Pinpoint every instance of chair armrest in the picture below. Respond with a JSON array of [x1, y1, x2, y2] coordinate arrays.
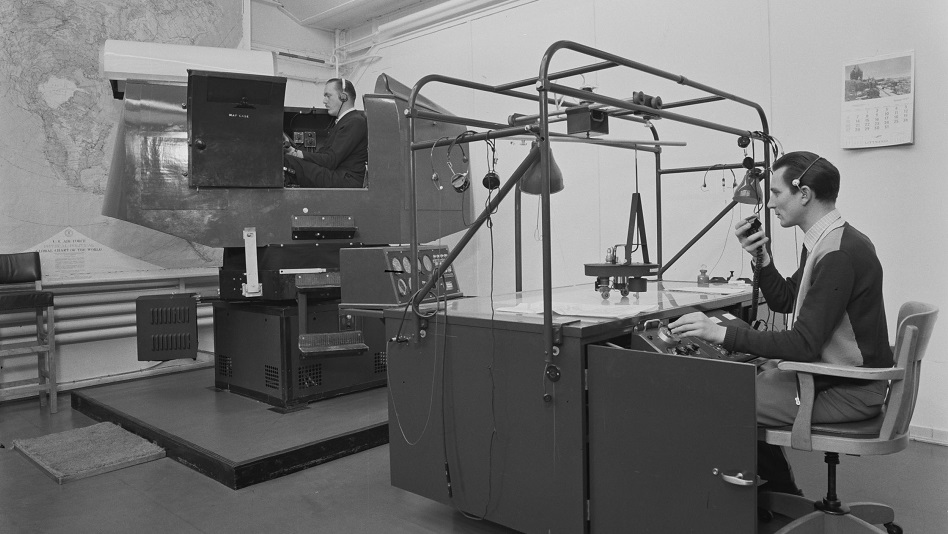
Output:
[[777, 361, 903, 452], [777, 361, 904, 381]]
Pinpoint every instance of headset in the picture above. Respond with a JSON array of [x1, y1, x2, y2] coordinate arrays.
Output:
[[791, 155, 823, 190], [482, 137, 500, 190], [338, 76, 350, 102], [428, 136, 449, 191], [446, 132, 471, 193]]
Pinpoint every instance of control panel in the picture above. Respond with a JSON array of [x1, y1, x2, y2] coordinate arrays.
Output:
[[340, 245, 463, 308], [628, 310, 760, 364]]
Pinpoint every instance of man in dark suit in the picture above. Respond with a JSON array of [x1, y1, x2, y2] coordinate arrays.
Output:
[[284, 78, 368, 188]]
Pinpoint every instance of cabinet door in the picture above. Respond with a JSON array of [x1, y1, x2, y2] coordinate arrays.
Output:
[[587, 346, 757, 534]]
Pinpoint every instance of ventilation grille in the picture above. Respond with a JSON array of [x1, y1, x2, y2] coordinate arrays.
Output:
[[264, 365, 280, 389], [374, 352, 387, 374], [217, 355, 233, 378], [150, 333, 191, 352], [150, 305, 191, 325], [298, 363, 323, 390]]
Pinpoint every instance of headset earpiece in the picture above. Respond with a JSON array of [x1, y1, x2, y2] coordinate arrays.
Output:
[[339, 76, 349, 102], [451, 171, 470, 193], [446, 133, 471, 193], [482, 171, 500, 190]]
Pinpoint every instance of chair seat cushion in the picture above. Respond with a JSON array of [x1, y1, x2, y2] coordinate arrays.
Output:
[[0, 291, 54, 311], [767, 414, 883, 439], [810, 414, 882, 438]]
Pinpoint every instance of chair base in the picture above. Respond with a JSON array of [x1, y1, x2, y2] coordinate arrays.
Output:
[[760, 492, 899, 534]]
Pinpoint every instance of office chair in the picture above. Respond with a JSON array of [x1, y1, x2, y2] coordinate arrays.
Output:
[[758, 301, 938, 534], [0, 252, 58, 413]]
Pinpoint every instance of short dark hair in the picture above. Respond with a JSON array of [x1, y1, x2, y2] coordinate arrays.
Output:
[[329, 78, 356, 102], [772, 151, 840, 202]]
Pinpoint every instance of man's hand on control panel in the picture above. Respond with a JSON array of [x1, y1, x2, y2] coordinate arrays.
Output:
[[669, 312, 727, 345]]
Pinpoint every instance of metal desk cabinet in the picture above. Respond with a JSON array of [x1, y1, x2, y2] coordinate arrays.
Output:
[[385, 281, 758, 533]]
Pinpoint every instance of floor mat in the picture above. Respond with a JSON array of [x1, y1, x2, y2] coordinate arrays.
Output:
[[12, 422, 165, 484]]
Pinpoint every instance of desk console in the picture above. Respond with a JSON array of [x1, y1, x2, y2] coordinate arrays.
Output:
[[628, 309, 759, 363]]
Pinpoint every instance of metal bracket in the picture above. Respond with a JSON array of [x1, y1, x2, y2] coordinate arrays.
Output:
[[552, 319, 580, 345], [241, 227, 262, 297]]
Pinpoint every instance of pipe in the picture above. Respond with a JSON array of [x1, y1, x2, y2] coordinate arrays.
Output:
[[549, 83, 758, 139], [659, 200, 742, 275], [56, 316, 213, 345], [411, 146, 540, 312], [0, 306, 213, 341], [660, 161, 766, 175], [377, 0, 506, 40]]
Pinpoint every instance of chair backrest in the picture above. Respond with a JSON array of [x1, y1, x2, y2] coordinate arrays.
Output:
[[880, 301, 939, 440], [0, 252, 43, 285]]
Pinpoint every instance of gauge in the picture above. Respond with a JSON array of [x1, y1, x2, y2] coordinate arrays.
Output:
[[397, 279, 408, 296], [422, 255, 433, 273], [391, 257, 402, 272], [401, 257, 412, 274]]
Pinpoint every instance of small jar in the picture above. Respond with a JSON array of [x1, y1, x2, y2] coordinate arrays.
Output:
[[697, 268, 710, 287]]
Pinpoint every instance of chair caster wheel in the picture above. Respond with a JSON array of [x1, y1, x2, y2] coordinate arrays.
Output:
[[884, 522, 902, 534]]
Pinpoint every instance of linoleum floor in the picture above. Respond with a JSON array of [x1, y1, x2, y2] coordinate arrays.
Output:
[[1, 389, 946, 534]]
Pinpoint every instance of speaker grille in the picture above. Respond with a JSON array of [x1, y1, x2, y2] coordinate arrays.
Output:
[[150, 333, 192, 352], [298, 363, 323, 390], [264, 365, 280, 389], [217, 355, 233, 378], [374, 352, 387, 374]]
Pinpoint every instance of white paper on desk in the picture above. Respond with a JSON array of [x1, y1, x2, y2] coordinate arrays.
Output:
[[665, 285, 748, 295], [495, 302, 657, 319]]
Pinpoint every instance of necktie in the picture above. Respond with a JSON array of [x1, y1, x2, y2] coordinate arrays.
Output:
[[800, 246, 808, 267]]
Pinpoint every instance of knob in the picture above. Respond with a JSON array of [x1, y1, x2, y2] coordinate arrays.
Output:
[[193, 139, 206, 150]]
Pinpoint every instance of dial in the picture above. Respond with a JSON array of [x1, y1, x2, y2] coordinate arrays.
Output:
[[401, 257, 412, 274], [391, 257, 402, 272], [422, 255, 433, 273], [658, 325, 680, 345], [397, 279, 408, 296]]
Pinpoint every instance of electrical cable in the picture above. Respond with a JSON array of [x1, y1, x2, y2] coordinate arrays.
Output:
[[385, 300, 439, 447]]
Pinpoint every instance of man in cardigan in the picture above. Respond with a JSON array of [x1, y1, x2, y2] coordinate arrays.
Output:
[[669, 151, 892, 496], [284, 78, 368, 188]]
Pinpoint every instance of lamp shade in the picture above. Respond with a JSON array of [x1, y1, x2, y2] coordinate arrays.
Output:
[[732, 168, 762, 205], [521, 145, 565, 195]]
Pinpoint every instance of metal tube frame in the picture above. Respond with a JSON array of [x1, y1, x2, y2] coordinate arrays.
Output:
[[406, 41, 772, 375]]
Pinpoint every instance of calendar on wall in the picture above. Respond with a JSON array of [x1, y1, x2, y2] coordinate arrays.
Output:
[[841, 51, 915, 149]]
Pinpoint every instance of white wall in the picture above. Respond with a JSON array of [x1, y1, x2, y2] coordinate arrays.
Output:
[[768, 0, 948, 442], [249, 1, 337, 106]]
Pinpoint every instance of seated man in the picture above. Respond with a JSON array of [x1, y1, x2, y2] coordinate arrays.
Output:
[[669, 151, 892, 495], [284, 78, 368, 188]]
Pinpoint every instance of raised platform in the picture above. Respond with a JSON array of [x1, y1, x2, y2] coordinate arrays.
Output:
[[71, 368, 388, 489]]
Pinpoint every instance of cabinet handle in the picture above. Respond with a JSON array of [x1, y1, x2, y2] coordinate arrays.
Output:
[[712, 468, 754, 486]]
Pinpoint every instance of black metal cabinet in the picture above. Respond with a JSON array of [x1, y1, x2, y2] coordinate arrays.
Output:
[[587, 346, 757, 533]]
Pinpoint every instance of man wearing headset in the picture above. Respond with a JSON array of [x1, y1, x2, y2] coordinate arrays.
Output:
[[669, 151, 892, 497], [284, 78, 368, 188]]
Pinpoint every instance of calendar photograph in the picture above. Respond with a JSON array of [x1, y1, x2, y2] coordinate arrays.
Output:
[[841, 51, 915, 149]]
